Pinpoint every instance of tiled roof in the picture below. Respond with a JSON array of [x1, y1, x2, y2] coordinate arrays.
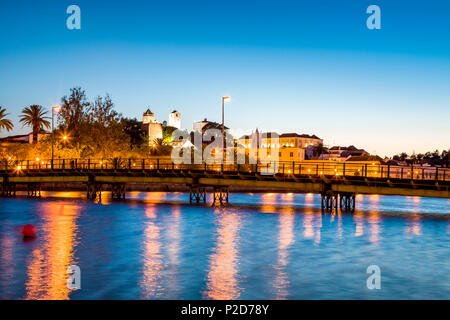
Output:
[[280, 133, 321, 139]]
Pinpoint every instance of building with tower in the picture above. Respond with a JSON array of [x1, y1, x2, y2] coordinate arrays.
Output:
[[141, 108, 163, 145], [168, 110, 181, 129]]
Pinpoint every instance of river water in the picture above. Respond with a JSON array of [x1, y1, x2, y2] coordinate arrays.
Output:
[[0, 192, 449, 299]]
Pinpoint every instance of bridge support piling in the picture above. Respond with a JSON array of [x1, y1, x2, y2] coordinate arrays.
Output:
[[189, 185, 206, 204], [321, 190, 338, 211], [1, 183, 16, 198], [27, 183, 41, 198], [87, 183, 102, 200], [339, 192, 356, 212], [212, 186, 229, 206], [111, 183, 126, 200]]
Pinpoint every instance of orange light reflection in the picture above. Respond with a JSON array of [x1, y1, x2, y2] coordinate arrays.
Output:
[[25, 202, 80, 300], [204, 210, 242, 300], [273, 209, 295, 299], [140, 205, 164, 298]]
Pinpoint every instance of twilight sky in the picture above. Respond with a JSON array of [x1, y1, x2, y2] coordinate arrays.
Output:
[[0, 0, 449, 156]]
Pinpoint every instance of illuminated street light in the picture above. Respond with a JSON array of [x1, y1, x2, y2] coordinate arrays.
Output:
[[221, 96, 230, 162], [51, 105, 62, 169]]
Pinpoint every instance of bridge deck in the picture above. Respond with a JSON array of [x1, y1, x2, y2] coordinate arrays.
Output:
[[1, 160, 449, 199]]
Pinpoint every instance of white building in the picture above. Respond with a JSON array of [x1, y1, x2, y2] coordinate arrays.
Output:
[[168, 110, 181, 129], [141, 108, 162, 145], [193, 118, 210, 133]]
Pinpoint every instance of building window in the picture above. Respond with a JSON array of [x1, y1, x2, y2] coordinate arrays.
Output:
[[290, 152, 293, 157], [279, 152, 281, 157]]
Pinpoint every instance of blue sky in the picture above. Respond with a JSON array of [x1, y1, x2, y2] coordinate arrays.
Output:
[[0, 0, 449, 156]]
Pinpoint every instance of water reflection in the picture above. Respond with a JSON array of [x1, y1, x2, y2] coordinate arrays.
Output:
[[25, 202, 80, 300], [204, 209, 242, 300], [303, 193, 320, 241], [314, 210, 322, 245], [1, 192, 449, 300], [140, 195, 166, 298], [405, 214, 422, 237], [0, 230, 15, 299], [260, 193, 277, 213], [353, 211, 364, 237], [273, 203, 295, 299], [97, 192, 112, 205], [337, 211, 343, 242], [367, 212, 381, 245], [405, 197, 423, 237], [166, 206, 181, 298], [368, 196, 381, 245]]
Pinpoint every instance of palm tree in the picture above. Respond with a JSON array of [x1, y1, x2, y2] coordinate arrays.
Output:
[[19, 105, 50, 144], [150, 138, 172, 156], [0, 107, 14, 132]]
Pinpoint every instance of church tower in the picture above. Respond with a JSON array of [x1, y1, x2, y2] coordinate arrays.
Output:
[[143, 109, 156, 124], [168, 110, 181, 129], [142, 108, 162, 145]]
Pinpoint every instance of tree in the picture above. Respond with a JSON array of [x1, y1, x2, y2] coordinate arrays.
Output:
[[121, 117, 146, 147], [81, 94, 129, 158], [88, 94, 119, 126], [162, 125, 178, 144], [150, 138, 172, 156], [442, 150, 449, 168], [399, 152, 408, 161], [0, 107, 13, 132], [59, 87, 90, 142], [312, 142, 326, 157], [19, 105, 50, 144]]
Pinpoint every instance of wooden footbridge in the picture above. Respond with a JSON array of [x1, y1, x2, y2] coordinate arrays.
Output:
[[1, 158, 449, 210]]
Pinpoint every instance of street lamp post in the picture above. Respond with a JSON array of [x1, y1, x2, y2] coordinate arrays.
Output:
[[51, 105, 60, 169], [221, 96, 230, 163]]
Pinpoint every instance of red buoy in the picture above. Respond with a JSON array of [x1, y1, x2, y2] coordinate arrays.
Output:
[[22, 224, 38, 238]]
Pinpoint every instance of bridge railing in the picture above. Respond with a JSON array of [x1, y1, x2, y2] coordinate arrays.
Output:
[[1, 158, 449, 182]]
